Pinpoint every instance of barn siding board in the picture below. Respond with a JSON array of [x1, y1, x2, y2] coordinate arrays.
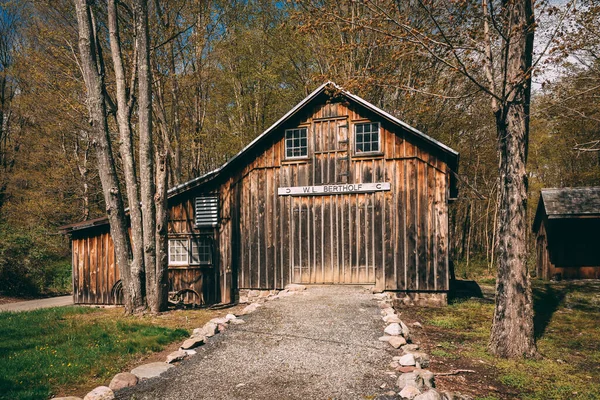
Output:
[[65, 85, 457, 306]]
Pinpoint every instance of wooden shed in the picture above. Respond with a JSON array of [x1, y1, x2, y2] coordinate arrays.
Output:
[[60, 82, 459, 306], [533, 187, 600, 280]]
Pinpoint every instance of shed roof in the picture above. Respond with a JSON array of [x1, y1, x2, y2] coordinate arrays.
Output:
[[61, 82, 459, 233], [533, 187, 600, 232]]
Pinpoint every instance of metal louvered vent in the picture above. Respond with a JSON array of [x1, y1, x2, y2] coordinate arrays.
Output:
[[195, 196, 219, 227]]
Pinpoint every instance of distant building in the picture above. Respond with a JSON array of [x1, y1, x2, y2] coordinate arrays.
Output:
[[533, 187, 600, 280]]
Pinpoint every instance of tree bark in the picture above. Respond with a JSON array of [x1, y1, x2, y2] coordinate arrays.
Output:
[[107, 0, 146, 310], [73, 0, 143, 313], [134, 0, 159, 312], [488, 0, 537, 358]]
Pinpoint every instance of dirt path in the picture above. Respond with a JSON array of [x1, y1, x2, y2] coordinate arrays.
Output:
[[116, 286, 397, 400], [0, 295, 73, 312]]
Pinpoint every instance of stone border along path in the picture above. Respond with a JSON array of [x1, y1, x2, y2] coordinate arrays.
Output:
[[54, 285, 471, 400], [374, 293, 471, 400]]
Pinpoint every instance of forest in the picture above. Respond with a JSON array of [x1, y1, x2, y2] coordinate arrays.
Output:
[[0, 0, 598, 299]]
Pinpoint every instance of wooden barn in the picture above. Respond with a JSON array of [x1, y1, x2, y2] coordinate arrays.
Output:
[[60, 82, 459, 306], [533, 187, 600, 280]]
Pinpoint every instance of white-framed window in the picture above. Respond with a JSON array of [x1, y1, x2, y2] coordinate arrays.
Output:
[[355, 122, 380, 154], [285, 127, 308, 159], [168, 238, 189, 266], [190, 236, 212, 265]]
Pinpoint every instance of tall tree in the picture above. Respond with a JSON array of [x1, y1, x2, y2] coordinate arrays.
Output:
[[73, 0, 144, 313]]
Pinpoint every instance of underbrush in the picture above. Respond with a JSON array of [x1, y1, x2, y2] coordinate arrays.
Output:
[[0, 306, 192, 400]]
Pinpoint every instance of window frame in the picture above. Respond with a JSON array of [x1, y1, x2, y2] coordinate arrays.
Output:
[[168, 238, 189, 266], [284, 127, 309, 160], [189, 236, 213, 266], [354, 121, 381, 156]]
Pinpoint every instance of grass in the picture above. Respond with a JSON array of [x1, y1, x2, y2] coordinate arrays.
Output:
[[0, 306, 218, 400], [413, 280, 600, 400]]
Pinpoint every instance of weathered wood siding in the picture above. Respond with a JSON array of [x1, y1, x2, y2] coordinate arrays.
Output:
[[233, 100, 450, 292], [536, 218, 600, 280]]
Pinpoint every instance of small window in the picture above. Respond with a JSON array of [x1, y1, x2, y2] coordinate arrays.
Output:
[[355, 122, 380, 154], [168, 239, 189, 266], [190, 236, 212, 265], [285, 128, 308, 159]]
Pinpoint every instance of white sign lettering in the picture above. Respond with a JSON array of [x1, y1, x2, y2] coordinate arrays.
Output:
[[277, 182, 390, 196]]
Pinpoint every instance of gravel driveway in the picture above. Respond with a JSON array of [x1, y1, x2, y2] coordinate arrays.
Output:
[[116, 285, 396, 399]]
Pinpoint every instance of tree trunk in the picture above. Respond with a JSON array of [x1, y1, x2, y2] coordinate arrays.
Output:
[[155, 148, 169, 311], [134, 0, 158, 312], [488, 0, 537, 358], [73, 0, 143, 313], [107, 0, 146, 309]]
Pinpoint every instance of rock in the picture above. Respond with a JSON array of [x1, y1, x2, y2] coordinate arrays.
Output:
[[402, 344, 420, 352], [398, 353, 416, 366], [285, 283, 306, 291], [180, 336, 204, 350], [400, 385, 422, 399], [389, 336, 408, 349], [379, 335, 392, 342], [410, 352, 430, 368], [441, 392, 472, 400], [400, 320, 411, 340], [183, 349, 197, 356], [397, 372, 423, 390], [414, 389, 442, 400], [225, 313, 237, 321], [217, 323, 227, 332], [203, 322, 219, 337], [384, 314, 402, 324], [247, 290, 260, 298], [412, 322, 423, 329], [52, 397, 83, 400], [384, 323, 403, 336], [83, 386, 114, 400], [396, 366, 418, 373], [238, 296, 249, 304], [390, 361, 400, 369], [108, 372, 138, 391], [378, 301, 392, 309], [230, 318, 246, 324], [131, 362, 173, 380], [381, 307, 396, 316], [210, 317, 229, 325], [373, 293, 388, 300], [239, 303, 261, 315], [166, 350, 188, 363], [420, 370, 435, 389], [192, 327, 206, 337]]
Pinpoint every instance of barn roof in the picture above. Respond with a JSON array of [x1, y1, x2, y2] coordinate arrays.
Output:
[[61, 82, 459, 233], [533, 187, 600, 232]]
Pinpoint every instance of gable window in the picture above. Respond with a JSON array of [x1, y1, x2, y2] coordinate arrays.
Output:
[[168, 239, 189, 266], [355, 122, 380, 154], [285, 128, 308, 159], [190, 236, 212, 265]]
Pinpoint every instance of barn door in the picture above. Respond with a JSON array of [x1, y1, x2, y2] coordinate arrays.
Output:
[[290, 194, 377, 285]]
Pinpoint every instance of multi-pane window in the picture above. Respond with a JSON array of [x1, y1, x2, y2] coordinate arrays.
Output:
[[285, 128, 308, 158], [168, 239, 189, 266], [355, 122, 380, 154], [190, 237, 212, 265], [169, 237, 213, 266]]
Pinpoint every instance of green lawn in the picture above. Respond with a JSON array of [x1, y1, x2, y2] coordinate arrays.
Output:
[[0, 306, 189, 400], [416, 280, 600, 400]]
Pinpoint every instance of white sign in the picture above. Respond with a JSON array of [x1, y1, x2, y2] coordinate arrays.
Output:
[[277, 182, 390, 196]]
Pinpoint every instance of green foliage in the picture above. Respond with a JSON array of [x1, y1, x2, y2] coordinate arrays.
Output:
[[415, 281, 600, 400], [0, 307, 188, 400], [0, 224, 71, 297]]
